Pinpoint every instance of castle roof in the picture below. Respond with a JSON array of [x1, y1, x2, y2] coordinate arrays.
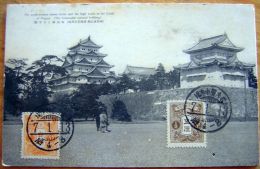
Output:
[[95, 59, 113, 68], [69, 36, 102, 50], [76, 58, 92, 65], [50, 66, 113, 81], [183, 34, 244, 54], [87, 67, 107, 77], [124, 65, 156, 76], [175, 59, 254, 70], [69, 50, 107, 57], [62, 57, 72, 67]]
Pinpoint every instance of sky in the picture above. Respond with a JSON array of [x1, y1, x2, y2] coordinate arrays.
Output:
[[5, 3, 257, 74]]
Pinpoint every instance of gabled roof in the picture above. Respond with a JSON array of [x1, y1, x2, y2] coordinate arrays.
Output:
[[97, 59, 109, 65], [85, 51, 107, 57], [69, 36, 102, 50], [174, 62, 198, 69], [80, 36, 102, 48], [224, 57, 255, 68], [175, 59, 254, 70], [95, 59, 113, 68], [183, 34, 244, 54], [87, 67, 106, 77], [124, 65, 156, 75], [76, 58, 92, 65], [62, 58, 72, 67], [199, 58, 228, 65], [68, 51, 107, 59], [70, 72, 88, 77]]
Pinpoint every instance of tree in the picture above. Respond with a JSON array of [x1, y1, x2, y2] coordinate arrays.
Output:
[[138, 77, 157, 91], [111, 100, 131, 122], [51, 94, 75, 121], [27, 55, 66, 83], [6, 58, 28, 77], [248, 68, 257, 88], [166, 69, 180, 89], [97, 81, 113, 95], [4, 59, 28, 117], [72, 84, 104, 120], [24, 55, 67, 110], [4, 66, 22, 117], [153, 63, 167, 90], [116, 74, 136, 93]]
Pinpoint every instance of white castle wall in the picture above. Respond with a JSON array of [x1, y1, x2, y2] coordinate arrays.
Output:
[[180, 65, 248, 88]]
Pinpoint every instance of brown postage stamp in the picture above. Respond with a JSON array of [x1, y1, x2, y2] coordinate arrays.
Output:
[[21, 112, 61, 159], [167, 100, 206, 148]]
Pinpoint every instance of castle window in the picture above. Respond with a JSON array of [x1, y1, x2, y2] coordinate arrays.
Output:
[[223, 74, 245, 81], [186, 75, 206, 82]]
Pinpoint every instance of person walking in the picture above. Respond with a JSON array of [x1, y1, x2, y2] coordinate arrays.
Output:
[[99, 111, 111, 133], [95, 112, 100, 131]]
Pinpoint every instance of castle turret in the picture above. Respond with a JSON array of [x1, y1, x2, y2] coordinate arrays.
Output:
[[175, 34, 254, 88]]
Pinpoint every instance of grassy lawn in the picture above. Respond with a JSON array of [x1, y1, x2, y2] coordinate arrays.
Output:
[[3, 121, 258, 167]]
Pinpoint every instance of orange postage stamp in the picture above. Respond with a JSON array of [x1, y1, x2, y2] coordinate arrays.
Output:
[[167, 100, 206, 148], [21, 112, 61, 159]]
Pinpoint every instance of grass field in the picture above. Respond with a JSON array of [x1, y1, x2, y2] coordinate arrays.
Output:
[[3, 121, 259, 167]]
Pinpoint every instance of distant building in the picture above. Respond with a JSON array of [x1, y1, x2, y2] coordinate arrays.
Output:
[[122, 65, 156, 81], [175, 34, 254, 88], [49, 36, 116, 93]]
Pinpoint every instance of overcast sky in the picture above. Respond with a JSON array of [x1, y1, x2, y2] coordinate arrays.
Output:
[[5, 3, 257, 74]]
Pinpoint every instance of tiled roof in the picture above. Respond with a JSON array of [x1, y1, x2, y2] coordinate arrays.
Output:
[[85, 51, 107, 57], [95, 59, 113, 68], [69, 36, 102, 50], [175, 59, 254, 70], [97, 59, 109, 66], [199, 58, 228, 65], [80, 36, 102, 48], [87, 68, 106, 77], [62, 58, 72, 67], [225, 57, 255, 68], [184, 34, 243, 54], [76, 58, 92, 65], [124, 65, 156, 75], [67, 51, 107, 61], [69, 72, 86, 77]]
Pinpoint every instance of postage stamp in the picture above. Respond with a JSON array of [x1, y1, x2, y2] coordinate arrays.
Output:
[[167, 100, 207, 148], [21, 112, 61, 159], [184, 85, 232, 133]]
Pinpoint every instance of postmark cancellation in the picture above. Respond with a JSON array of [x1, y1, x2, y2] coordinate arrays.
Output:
[[167, 100, 207, 148]]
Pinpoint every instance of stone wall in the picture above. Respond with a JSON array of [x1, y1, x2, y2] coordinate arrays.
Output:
[[99, 87, 258, 121]]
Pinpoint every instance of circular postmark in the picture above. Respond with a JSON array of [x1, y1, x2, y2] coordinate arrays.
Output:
[[184, 85, 231, 133], [26, 111, 74, 151]]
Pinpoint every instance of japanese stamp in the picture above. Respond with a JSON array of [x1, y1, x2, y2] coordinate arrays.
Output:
[[184, 85, 232, 133], [21, 112, 74, 159], [167, 100, 206, 148]]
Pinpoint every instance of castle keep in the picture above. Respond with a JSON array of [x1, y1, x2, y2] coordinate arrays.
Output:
[[49, 36, 116, 92]]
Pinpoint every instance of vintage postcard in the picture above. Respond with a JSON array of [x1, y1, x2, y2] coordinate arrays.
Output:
[[3, 3, 258, 167]]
